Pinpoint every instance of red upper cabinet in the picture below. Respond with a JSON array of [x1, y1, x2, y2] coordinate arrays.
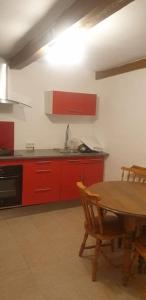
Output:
[[45, 91, 96, 116]]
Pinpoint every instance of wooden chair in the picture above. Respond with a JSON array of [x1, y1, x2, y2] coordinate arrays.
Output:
[[121, 165, 146, 182], [77, 181, 125, 281], [121, 165, 146, 245], [121, 165, 146, 225], [130, 234, 146, 274], [121, 167, 146, 278], [132, 168, 146, 183], [121, 166, 133, 181]]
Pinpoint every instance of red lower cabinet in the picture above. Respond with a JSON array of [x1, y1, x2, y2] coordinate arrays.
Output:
[[60, 157, 104, 201], [60, 159, 82, 201], [0, 156, 104, 206], [82, 158, 104, 187], [22, 159, 60, 205]]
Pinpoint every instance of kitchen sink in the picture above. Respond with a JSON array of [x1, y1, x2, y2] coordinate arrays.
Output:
[[59, 149, 78, 154], [52, 148, 79, 154]]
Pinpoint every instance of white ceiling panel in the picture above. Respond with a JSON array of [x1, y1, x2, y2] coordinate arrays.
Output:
[[0, 0, 146, 71], [0, 0, 58, 57], [84, 0, 146, 70]]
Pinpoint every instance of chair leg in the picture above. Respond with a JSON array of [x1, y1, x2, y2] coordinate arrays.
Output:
[[118, 237, 123, 248], [92, 239, 101, 281], [111, 240, 115, 252], [138, 255, 145, 273], [79, 231, 88, 257], [129, 249, 138, 276]]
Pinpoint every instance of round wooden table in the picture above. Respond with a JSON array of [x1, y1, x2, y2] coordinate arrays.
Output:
[[88, 181, 146, 284]]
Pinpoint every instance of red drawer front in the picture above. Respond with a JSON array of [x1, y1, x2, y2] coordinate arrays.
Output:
[[53, 91, 96, 115], [32, 168, 60, 203], [22, 160, 60, 205], [32, 187, 59, 204]]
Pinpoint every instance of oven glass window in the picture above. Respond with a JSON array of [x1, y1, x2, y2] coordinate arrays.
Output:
[[0, 179, 16, 198], [0, 165, 22, 207]]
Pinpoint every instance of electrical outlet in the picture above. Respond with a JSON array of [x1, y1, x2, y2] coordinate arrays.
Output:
[[25, 142, 35, 150]]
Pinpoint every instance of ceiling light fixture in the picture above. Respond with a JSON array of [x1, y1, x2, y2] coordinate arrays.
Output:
[[45, 25, 88, 66]]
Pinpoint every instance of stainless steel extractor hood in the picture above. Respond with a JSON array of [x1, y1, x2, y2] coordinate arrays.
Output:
[[0, 58, 31, 107]]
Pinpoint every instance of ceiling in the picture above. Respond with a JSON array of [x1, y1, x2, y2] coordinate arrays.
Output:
[[0, 0, 56, 57], [0, 0, 145, 73], [0, 0, 75, 58], [85, 0, 146, 71]]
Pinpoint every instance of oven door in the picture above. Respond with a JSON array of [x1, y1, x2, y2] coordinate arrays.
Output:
[[0, 165, 22, 208]]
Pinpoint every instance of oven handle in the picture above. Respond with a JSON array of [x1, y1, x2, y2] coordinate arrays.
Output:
[[0, 175, 19, 179]]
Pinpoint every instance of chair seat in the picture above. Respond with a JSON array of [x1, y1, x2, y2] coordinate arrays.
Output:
[[85, 214, 124, 240]]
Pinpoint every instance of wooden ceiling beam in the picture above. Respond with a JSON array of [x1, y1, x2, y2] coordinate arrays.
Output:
[[81, 0, 134, 28], [9, 0, 134, 69], [95, 59, 146, 80]]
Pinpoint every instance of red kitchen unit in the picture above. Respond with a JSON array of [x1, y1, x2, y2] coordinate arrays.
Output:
[[60, 157, 104, 201], [0, 156, 104, 207], [45, 90, 97, 115], [23, 156, 104, 204], [0, 121, 14, 150]]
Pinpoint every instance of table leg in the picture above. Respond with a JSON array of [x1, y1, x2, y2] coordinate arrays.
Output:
[[122, 216, 137, 285], [122, 232, 133, 285]]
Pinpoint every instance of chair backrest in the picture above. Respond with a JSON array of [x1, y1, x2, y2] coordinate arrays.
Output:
[[121, 165, 146, 183], [121, 166, 133, 181], [135, 235, 146, 260], [132, 168, 146, 183], [76, 181, 104, 234]]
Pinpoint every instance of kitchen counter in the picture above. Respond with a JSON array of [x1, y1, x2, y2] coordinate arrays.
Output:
[[0, 149, 107, 207], [0, 149, 108, 160]]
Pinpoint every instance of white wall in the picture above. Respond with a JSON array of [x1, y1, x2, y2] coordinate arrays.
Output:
[[97, 69, 146, 180], [0, 61, 101, 150], [1, 61, 146, 182]]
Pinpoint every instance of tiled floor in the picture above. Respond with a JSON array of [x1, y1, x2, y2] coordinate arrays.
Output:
[[0, 203, 146, 300]]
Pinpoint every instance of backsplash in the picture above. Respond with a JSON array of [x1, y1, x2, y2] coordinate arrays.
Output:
[[0, 121, 14, 150]]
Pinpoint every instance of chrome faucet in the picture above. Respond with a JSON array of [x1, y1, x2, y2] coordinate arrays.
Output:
[[64, 124, 70, 150]]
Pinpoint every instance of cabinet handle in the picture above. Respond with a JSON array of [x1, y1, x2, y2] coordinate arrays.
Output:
[[0, 175, 19, 179], [36, 169, 52, 173], [36, 161, 52, 165], [35, 188, 52, 192], [90, 159, 102, 161], [68, 160, 81, 163], [83, 159, 102, 163]]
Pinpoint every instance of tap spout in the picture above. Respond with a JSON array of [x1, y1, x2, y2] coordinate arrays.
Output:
[[64, 124, 70, 150]]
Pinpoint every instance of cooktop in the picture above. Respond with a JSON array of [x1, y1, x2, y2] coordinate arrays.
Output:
[[0, 149, 14, 156]]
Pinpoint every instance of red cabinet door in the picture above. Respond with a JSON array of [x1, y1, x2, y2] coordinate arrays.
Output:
[[22, 160, 60, 205], [22, 161, 34, 205], [60, 159, 82, 201], [52, 91, 96, 115], [82, 158, 104, 187]]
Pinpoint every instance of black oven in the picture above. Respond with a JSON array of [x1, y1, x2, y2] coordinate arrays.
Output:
[[0, 165, 22, 208]]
